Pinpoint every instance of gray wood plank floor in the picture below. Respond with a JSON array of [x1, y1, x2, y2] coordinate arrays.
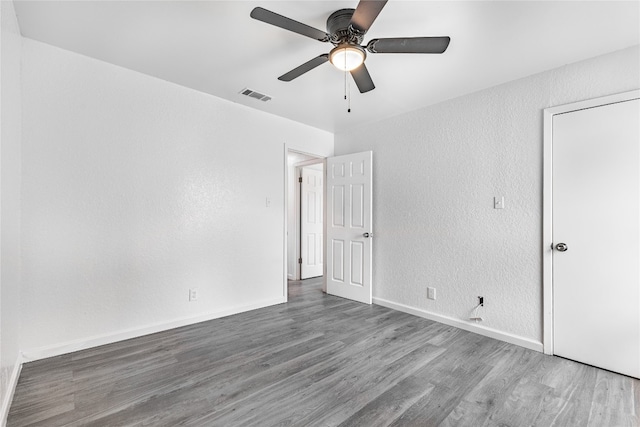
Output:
[[8, 277, 640, 426]]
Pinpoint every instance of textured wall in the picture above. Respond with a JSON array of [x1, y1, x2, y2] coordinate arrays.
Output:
[[20, 39, 332, 354], [1, 0, 23, 415], [334, 46, 640, 344]]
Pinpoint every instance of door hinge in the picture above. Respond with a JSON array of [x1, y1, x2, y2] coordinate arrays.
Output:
[[298, 258, 302, 264], [299, 177, 303, 183]]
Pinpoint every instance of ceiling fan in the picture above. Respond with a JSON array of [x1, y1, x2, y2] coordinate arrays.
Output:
[[250, 0, 451, 93]]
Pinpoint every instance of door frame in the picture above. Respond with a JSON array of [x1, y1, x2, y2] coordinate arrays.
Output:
[[284, 147, 326, 301], [542, 89, 640, 355]]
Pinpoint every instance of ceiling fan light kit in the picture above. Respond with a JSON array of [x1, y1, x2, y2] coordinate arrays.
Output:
[[329, 44, 366, 71], [250, 1, 450, 93]]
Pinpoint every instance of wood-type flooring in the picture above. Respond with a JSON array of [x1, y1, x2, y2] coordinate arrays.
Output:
[[8, 277, 640, 426]]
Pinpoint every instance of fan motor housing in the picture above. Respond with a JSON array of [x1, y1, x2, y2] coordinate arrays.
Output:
[[326, 8, 363, 45]]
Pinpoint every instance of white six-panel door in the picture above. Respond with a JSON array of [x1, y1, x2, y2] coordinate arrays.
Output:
[[552, 96, 640, 379], [301, 166, 324, 279], [326, 151, 373, 304]]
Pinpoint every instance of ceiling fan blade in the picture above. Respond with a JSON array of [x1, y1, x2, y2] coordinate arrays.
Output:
[[250, 7, 330, 42], [350, 63, 375, 93], [350, 0, 388, 33], [278, 54, 329, 82], [366, 37, 451, 54]]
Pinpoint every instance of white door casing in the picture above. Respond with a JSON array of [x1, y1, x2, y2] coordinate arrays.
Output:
[[545, 92, 639, 379], [301, 166, 324, 279], [326, 151, 373, 304]]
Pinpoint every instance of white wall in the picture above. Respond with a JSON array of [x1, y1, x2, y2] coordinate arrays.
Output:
[[334, 45, 640, 348], [1, 0, 23, 419], [20, 38, 333, 357]]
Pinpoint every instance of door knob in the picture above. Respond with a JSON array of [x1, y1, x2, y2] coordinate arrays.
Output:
[[555, 243, 568, 252], [363, 232, 372, 238]]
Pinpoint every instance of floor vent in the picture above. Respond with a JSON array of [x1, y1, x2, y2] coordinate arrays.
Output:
[[240, 88, 272, 102]]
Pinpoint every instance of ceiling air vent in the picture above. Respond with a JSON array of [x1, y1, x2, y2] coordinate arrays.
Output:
[[240, 88, 272, 102]]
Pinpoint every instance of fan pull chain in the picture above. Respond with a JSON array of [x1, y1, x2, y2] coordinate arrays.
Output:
[[344, 68, 347, 101], [342, 50, 351, 113], [347, 76, 351, 113]]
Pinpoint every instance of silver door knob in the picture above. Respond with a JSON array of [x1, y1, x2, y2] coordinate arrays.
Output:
[[363, 232, 372, 238], [555, 243, 568, 252]]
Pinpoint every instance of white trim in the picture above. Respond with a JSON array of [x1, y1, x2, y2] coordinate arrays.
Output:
[[293, 165, 302, 281], [373, 297, 543, 353], [322, 158, 328, 293], [1, 355, 23, 427], [542, 89, 640, 355], [545, 90, 640, 117], [283, 145, 289, 298], [21, 297, 285, 362], [542, 107, 554, 355], [293, 158, 324, 168]]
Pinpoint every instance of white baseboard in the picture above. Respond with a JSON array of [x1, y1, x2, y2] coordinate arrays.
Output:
[[373, 297, 543, 353], [21, 296, 286, 362], [1, 355, 23, 427]]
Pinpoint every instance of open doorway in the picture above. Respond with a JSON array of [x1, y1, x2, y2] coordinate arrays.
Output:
[[286, 150, 325, 282]]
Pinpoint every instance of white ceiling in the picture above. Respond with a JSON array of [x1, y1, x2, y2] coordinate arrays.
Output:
[[13, 1, 640, 133]]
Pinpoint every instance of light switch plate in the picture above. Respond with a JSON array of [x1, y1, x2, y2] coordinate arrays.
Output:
[[494, 196, 505, 209]]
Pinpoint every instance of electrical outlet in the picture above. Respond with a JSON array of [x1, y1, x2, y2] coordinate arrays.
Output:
[[470, 296, 484, 322], [427, 287, 436, 300], [189, 288, 198, 302]]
